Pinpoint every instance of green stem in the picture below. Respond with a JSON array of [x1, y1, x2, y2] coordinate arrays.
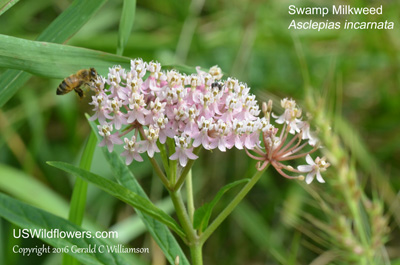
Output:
[[167, 138, 177, 184], [186, 169, 194, 223], [169, 190, 197, 242], [200, 166, 267, 244], [63, 131, 97, 265], [137, 127, 170, 188], [173, 146, 201, 191], [190, 243, 203, 265], [157, 141, 170, 177], [170, 189, 204, 265], [169, 156, 203, 264], [148, 155, 170, 188]]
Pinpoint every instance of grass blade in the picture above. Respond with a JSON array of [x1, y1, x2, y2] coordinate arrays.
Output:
[[0, 0, 107, 107], [0, 34, 130, 78], [63, 131, 97, 265], [0, 164, 69, 218], [117, 0, 137, 56], [0, 192, 133, 265], [0, 0, 19, 16], [68, 131, 97, 225], [233, 201, 287, 264]]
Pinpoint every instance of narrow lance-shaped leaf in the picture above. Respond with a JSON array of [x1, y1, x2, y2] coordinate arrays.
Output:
[[0, 164, 69, 218], [63, 130, 98, 265], [0, 0, 19, 16], [86, 115, 190, 265], [233, 202, 288, 264], [193, 179, 250, 232], [0, 0, 107, 107], [0, 192, 140, 265], [117, 0, 136, 55], [47, 161, 185, 239], [0, 34, 131, 78]]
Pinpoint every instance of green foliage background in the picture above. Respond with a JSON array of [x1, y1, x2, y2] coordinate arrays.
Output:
[[0, 0, 399, 264]]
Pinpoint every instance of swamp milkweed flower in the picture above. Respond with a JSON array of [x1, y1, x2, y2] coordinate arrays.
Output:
[[90, 59, 329, 183], [89, 59, 263, 168]]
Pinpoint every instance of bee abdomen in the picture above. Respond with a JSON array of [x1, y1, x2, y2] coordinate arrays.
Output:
[[56, 80, 69, 95]]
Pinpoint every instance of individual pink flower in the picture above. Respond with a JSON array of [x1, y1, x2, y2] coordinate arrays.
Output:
[[298, 154, 330, 184], [146, 98, 166, 124], [225, 119, 245, 149], [121, 136, 143, 165], [208, 65, 223, 80], [130, 58, 147, 79], [98, 124, 123, 152], [169, 134, 198, 167], [297, 121, 318, 146], [272, 98, 302, 134], [127, 93, 149, 124], [89, 93, 112, 125], [109, 98, 127, 130], [213, 120, 232, 152], [192, 117, 217, 150], [137, 125, 160, 158]]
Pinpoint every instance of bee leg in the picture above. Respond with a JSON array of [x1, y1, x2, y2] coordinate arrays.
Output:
[[74, 87, 84, 99]]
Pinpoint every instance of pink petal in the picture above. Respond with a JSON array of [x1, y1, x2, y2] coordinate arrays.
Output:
[[316, 171, 325, 183], [185, 149, 198, 160], [298, 165, 312, 172], [125, 153, 134, 165], [179, 153, 188, 167], [305, 154, 314, 165], [305, 172, 316, 184], [170, 152, 179, 160], [133, 153, 143, 162]]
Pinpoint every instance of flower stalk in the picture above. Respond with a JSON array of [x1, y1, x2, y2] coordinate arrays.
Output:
[[200, 165, 268, 244]]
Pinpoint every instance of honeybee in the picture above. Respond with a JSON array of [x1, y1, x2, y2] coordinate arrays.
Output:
[[56, 68, 98, 98]]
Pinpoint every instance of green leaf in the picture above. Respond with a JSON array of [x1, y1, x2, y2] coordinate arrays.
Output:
[[47, 161, 185, 239], [193, 179, 249, 232], [0, 192, 134, 265], [86, 115, 190, 265], [0, 34, 130, 79], [233, 201, 287, 264], [68, 131, 97, 226], [0, 0, 19, 16], [110, 197, 174, 244], [64, 131, 97, 265], [0, 0, 107, 107], [117, 0, 136, 55], [0, 164, 69, 218]]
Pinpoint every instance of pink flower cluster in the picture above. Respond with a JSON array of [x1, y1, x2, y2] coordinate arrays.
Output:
[[89, 59, 264, 167]]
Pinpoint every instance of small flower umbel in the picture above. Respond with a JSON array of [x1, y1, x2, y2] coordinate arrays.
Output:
[[245, 99, 329, 184]]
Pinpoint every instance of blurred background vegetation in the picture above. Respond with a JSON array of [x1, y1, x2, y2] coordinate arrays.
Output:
[[0, 0, 399, 264]]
